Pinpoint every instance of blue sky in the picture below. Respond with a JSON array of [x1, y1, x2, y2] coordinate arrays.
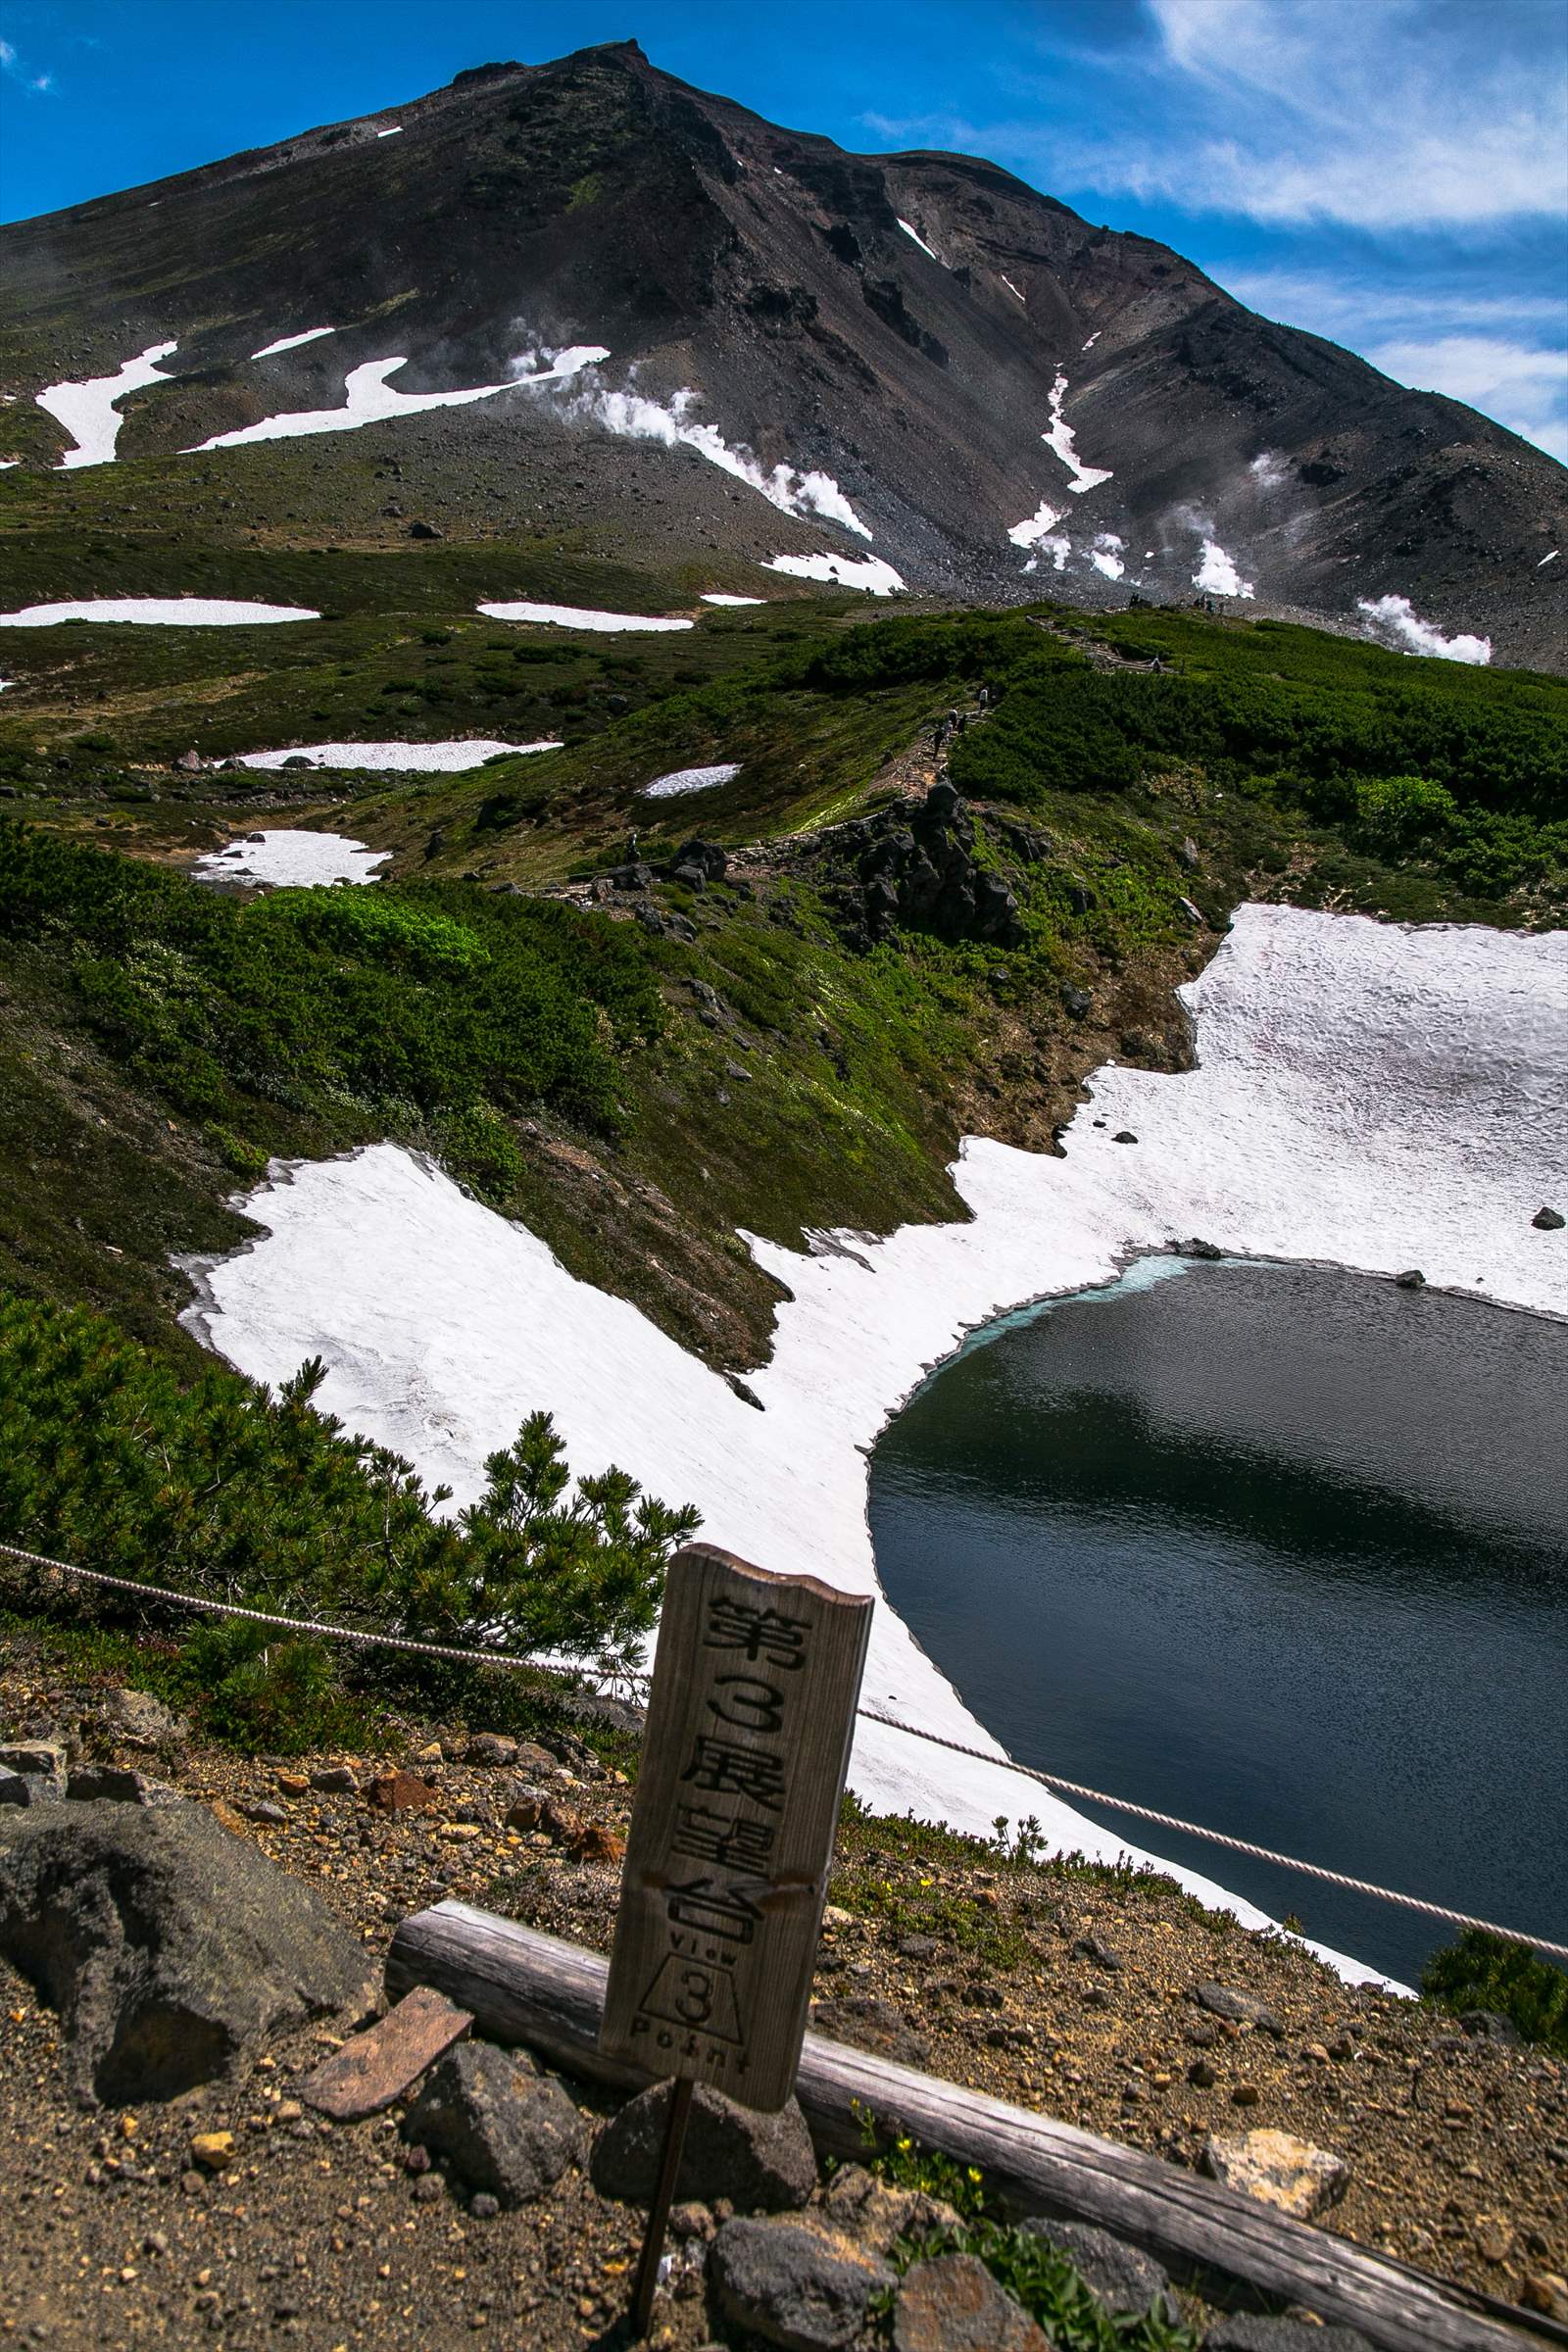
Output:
[[3, 0, 1564, 460]]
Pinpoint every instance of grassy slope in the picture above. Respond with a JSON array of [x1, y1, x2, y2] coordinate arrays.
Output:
[[2, 566, 1564, 1376]]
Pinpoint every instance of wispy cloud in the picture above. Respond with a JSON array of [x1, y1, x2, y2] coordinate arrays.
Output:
[[957, 0, 1568, 235], [0, 32, 54, 92]]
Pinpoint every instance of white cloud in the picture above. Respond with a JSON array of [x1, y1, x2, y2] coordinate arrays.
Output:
[[1029, 0, 1566, 233]]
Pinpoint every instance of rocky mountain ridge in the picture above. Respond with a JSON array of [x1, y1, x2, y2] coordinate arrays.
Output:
[[2, 39, 1563, 665]]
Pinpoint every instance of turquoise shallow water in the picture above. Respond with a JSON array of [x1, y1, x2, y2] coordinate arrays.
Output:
[[868, 1257, 1568, 1984]]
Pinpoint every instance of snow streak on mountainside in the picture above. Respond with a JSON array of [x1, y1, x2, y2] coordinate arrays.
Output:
[[1, 41, 1562, 663]]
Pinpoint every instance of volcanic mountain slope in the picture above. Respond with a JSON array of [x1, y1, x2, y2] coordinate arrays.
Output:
[[2, 38, 1563, 664]]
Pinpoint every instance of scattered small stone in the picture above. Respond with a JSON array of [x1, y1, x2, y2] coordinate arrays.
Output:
[[1195, 1983, 1285, 2036], [1393, 1268, 1425, 1289], [710, 2216, 893, 2352], [66, 1765, 181, 1805], [1231, 2082, 1261, 2107], [308, 1764, 359, 1794], [367, 1770, 435, 1815], [669, 2200, 715, 2242], [1072, 1934, 1124, 1973], [464, 1734, 517, 1768], [1188, 2058, 1217, 2088], [240, 1800, 287, 1827], [810, 1992, 930, 2068], [1473, 2212, 1513, 2263], [592, 2080, 815, 2212], [893, 2252, 1050, 2351], [469, 2191, 499, 2219], [1111, 1130, 1139, 1145], [188, 2131, 234, 2173], [1201, 2128, 1348, 2220]]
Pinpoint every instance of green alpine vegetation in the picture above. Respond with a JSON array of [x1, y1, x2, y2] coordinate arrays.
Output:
[[0, 1291, 699, 1744], [1421, 1928, 1568, 2058]]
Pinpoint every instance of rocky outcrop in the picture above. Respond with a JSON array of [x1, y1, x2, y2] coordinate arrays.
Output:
[[0, 1800, 378, 2104], [815, 782, 1023, 953]]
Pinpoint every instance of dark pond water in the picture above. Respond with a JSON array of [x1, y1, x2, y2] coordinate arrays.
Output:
[[868, 1258, 1568, 1984]]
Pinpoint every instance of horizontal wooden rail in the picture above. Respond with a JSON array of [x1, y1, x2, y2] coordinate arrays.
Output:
[[388, 1902, 1549, 2352]]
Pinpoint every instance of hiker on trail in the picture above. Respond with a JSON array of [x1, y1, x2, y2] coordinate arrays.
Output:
[[625, 829, 639, 862]]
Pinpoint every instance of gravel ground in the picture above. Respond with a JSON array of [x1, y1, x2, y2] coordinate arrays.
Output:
[[2, 1650, 1565, 2348]]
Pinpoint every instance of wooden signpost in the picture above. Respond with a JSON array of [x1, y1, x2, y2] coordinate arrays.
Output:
[[600, 1542, 873, 2334]]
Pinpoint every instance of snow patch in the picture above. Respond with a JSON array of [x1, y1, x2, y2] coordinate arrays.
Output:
[[0, 597, 319, 628], [187, 348, 609, 451], [701, 593, 766, 607], [251, 327, 337, 360], [897, 218, 940, 263], [0, 461, 19, 470], [1007, 498, 1063, 551], [1081, 329, 1101, 350], [1538, 549, 1559, 566], [236, 739, 561, 774], [1000, 274, 1025, 303], [641, 762, 742, 800], [1249, 451, 1291, 490], [1089, 532, 1126, 581], [1357, 595, 1491, 665], [180, 906, 1568, 1986], [376, 125, 403, 138], [762, 553, 906, 594], [477, 601, 693, 634], [1041, 370, 1113, 495], [572, 383, 872, 539], [1194, 539, 1255, 599], [36, 341, 178, 469], [193, 830, 389, 888]]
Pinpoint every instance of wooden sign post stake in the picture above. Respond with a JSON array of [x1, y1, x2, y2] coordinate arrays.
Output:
[[600, 1543, 872, 2342]]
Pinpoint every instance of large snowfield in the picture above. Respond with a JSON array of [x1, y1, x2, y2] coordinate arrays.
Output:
[[182, 906, 1568, 1984]]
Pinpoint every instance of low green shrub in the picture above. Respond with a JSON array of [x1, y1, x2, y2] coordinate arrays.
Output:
[[0, 1291, 698, 1719], [1420, 1929, 1568, 2055]]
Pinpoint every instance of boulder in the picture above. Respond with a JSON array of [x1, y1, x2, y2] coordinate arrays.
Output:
[[0, 1801, 378, 2104], [1201, 2128, 1348, 2221], [1394, 1268, 1425, 1289], [1195, 1982, 1286, 2036], [98, 1688, 186, 1748], [1020, 2215, 1176, 2322], [710, 2217, 893, 2351], [401, 2039, 583, 2206], [892, 2253, 1050, 2352], [1533, 1205, 1565, 1230], [591, 2079, 815, 2212], [0, 1742, 66, 1808]]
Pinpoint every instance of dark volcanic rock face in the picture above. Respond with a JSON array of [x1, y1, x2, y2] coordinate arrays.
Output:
[[2, 37, 1562, 663]]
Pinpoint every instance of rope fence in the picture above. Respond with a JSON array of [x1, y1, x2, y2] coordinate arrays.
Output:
[[4, 1535, 1564, 1963]]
